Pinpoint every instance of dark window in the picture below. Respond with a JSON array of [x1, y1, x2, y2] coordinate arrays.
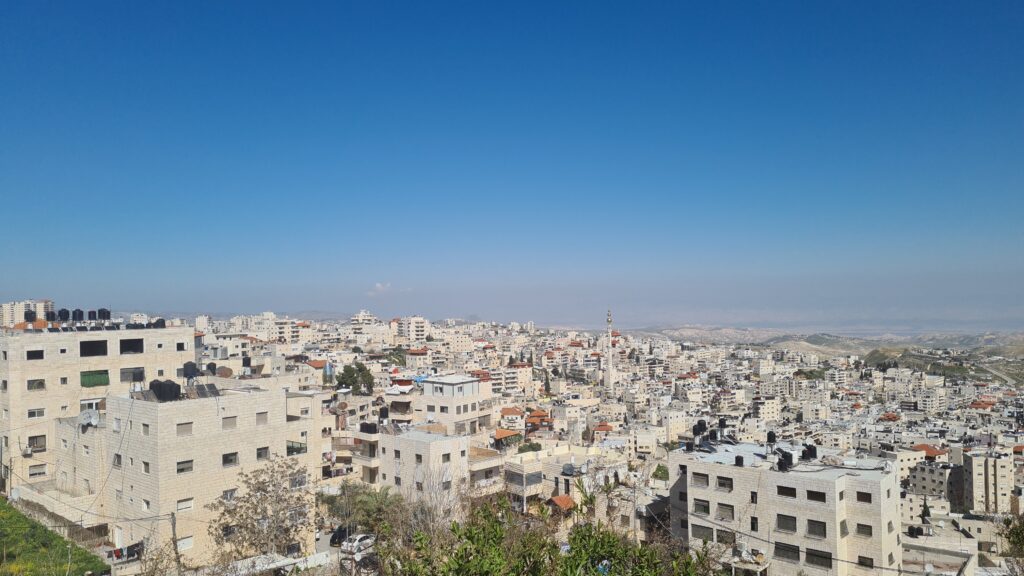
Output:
[[751, 516, 759, 532], [858, 556, 874, 568], [257, 447, 270, 460], [717, 529, 735, 545], [692, 473, 709, 487], [856, 523, 873, 537], [777, 514, 797, 532], [805, 549, 833, 568], [176, 342, 186, 351], [717, 476, 733, 491], [807, 520, 827, 538], [774, 543, 800, 562], [79, 340, 108, 357], [691, 524, 714, 541], [27, 379, 46, 391], [28, 435, 47, 453], [415, 454, 423, 464], [26, 350, 44, 360], [222, 452, 239, 467], [750, 491, 758, 504], [120, 367, 145, 383], [119, 339, 145, 354], [807, 490, 826, 503], [777, 485, 797, 498], [856, 491, 872, 503], [717, 503, 735, 521], [176, 460, 193, 474], [693, 499, 710, 516], [678, 490, 687, 501]]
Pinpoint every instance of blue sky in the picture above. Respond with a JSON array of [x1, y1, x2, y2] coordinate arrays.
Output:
[[1, 2, 1021, 329]]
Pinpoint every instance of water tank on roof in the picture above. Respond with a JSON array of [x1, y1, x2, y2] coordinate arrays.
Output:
[[719, 417, 727, 430], [87, 310, 97, 321], [72, 309, 84, 322], [767, 431, 777, 444], [58, 308, 70, 321], [45, 311, 56, 322], [735, 455, 744, 467], [24, 310, 37, 322], [98, 308, 111, 321]]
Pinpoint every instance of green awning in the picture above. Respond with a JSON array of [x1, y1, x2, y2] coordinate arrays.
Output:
[[81, 370, 110, 388]]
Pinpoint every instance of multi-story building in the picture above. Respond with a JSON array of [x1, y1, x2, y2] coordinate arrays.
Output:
[[963, 449, 1012, 514], [397, 316, 431, 344], [669, 441, 902, 576], [418, 374, 492, 436], [0, 324, 195, 489], [0, 300, 54, 327], [15, 383, 321, 564]]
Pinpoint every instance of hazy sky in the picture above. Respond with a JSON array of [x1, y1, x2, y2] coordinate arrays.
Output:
[[2, 2, 1022, 329]]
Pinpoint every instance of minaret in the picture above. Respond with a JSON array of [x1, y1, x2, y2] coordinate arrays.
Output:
[[604, 309, 616, 397]]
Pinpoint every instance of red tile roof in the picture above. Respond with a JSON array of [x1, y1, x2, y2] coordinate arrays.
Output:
[[549, 495, 575, 511]]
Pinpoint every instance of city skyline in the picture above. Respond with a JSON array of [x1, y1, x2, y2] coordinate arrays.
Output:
[[2, 2, 1022, 329]]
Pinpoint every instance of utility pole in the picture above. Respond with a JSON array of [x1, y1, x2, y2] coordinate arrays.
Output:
[[170, 512, 184, 576]]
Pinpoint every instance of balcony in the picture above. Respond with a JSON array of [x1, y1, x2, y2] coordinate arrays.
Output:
[[351, 447, 380, 468], [286, 441, 307, 457]]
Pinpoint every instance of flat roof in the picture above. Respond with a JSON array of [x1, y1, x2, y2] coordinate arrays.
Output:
[[676, 441, 891, 481], [423, 374, 478, 385]]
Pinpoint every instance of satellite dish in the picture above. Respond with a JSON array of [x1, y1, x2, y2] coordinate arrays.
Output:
[[78, 409, 100, 428]]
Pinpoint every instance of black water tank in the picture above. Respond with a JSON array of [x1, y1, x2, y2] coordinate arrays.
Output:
[[735, 455, 744, 467], [767, 431, 777, 444], [98, 308, 111, 321], [692, 424, 701, 436], [360, 422, 378, 434], [87, 310, 97, 321], [709, 429, 718, 441], [685, 441, 695, 452], [58, 308, 70, 321], [153, 318, 166, 329], [719, 417, 727, 430], [206, 362, 217, 375], [72, 309, 84, 322], [379, 406, 389, 420], [697, 419, 707, 434], [242, 356, 252, 368], [24, 310, 37, 322], [45, 311, 56, 322], [183, 362, 198, 379]]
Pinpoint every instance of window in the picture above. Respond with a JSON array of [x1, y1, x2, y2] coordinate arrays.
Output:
[[27, 379, 45, 391], [443, 480, 452, 490], [750, 491, 758, 503], [692, 473, 709, 487], [176, 536, 193, 551], [142, 423, 150, 436], [79, 340, 108, 357], [60, 377, 68, 385], [222, 489, 237, 502], [807, 520, 827, 538], [257, 446, 270, 460], [26, 350, 44, 360], [717, 529, 735, 545], [858, 556, 875, 568], [113, 454, 122, 468], [28, 435, 47, 453], [777, 514, 797, 532], [678, 490, 687, 501], [856, 491, 872, 503], [693, 499, 710, 516], [27, 408, 45, 419], [856, 523, 872, 537], [442, 453, 451, 463], [777, 485, 797, 498], [717, 476, 733, 491], [119, 367, 145, 383], [176, 342, 186, 351], [29, 464, 47, 478], [176, 460, 194, 474], [142, 499, 151, 511], [394, 449, 401, 460], [807, 490, 826, 503], [113, 418, 121, 433], [143, 461, 150, 474], [1, 380, 6, 391], [256, 412, 268, 425], [691, 524, 714, 541], [774, 543, 800, 562], [222, 416, 237, 430], [176, 498, 194, 511], [751, 516, 759, 532], [427, 405, 435, 412], [119, 339, 144, 354], [805, 549, 833, 569], [717, 503, 735, 521], [416, 454, 423, 464], [80, 370, 110, 387], [440, 406, 448, 413], [839, 490, 845, 500], [416, 482, 423, 492], [888, 520, 895, 533], [395, 477, 402, 486], [177, 422, 193, 436], [222, 452, 239, 467]]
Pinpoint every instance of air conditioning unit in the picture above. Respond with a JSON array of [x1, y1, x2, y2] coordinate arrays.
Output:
[[22, 446, 34, 457]]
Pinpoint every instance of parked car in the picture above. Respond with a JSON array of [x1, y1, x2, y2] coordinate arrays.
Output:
[[329, 526, 351, 547], [340, 533, 375, 554]]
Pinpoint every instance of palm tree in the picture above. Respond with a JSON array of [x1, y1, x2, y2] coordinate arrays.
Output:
[[356, 486, 404, 536], [574, 477, 596, 526]]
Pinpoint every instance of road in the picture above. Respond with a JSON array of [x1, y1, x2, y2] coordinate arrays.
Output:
[[985, 366, 1018, 387]]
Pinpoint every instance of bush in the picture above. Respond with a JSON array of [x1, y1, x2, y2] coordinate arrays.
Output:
[[0, 499, 108, 575]]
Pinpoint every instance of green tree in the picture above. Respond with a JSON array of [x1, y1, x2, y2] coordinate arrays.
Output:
[[544, 372, 551, 395], [652, 464, 669, 481], [336, 365, 361, 394]]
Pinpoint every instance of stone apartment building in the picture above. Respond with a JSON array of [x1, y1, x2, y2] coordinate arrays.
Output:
[[669, 441, 902, 576], [16, 383, 323, 564], [418, 374, 493, 436], [963, 449, 1013, 514], [1, 324, 195, 489]]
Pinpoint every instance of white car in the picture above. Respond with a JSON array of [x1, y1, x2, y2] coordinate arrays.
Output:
[[340, 533, 375, 554]]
